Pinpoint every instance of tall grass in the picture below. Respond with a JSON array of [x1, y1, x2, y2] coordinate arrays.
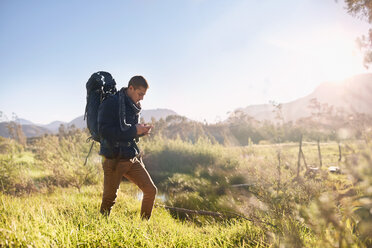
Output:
[[141, 136, 246, 215], [1, 131, 372, 247], [0, 184, 268, 247]]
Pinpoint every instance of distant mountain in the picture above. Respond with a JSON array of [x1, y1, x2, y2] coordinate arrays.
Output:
[[141, 108, 178, 122], [22, 124, 52, 137], [0, 108, 178, 138], [0, 122, 51, 138], [16, 118, 34, 125], [69, 116, 85, 129], [41, 121, 66, 132], [237, 73, 372, 122], [0, 122, 12, 138]]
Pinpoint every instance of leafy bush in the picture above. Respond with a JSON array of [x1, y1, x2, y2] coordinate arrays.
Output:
[[141, 136, 245, 216], [0, 138, 34, 195], [0, 136, 23, 154], [34, 130, 101, 191]]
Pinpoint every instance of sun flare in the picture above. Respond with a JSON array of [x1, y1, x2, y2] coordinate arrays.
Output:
[[267, 27, 368, 83], [312, 31, 365, 82]]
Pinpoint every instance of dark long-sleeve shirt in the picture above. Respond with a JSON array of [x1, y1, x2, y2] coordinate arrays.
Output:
[[97, 93, 140, 159]]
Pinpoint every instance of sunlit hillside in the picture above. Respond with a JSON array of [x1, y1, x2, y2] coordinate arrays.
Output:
[[238, 73, 372, 122]]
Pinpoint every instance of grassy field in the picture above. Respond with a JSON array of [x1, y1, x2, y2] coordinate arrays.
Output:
[[1, 133, 372, 247], [0, 184, 269, 247]]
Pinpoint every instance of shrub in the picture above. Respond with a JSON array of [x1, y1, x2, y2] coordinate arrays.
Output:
[[34, 130, 101, 191], [0, 150, 35, 195], [140, 137, 245, 216]]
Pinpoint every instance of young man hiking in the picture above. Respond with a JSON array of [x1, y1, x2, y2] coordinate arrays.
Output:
[[98, 75, 157, 220]]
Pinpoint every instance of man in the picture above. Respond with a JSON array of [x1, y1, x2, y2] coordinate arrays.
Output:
[[98, 75, 157, 220]]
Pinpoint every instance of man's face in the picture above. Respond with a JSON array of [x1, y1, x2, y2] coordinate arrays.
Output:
[[127, 86, 147, 104]]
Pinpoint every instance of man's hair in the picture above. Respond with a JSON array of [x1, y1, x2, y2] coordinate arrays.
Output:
[[128, 76, 149, 89]]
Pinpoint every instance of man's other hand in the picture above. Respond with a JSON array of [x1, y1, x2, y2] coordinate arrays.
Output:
[[136, 124, 153, 136]]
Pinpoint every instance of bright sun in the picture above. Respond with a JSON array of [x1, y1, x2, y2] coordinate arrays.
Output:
[[268, 27, 369, 83], [312, 31, 366, 82]]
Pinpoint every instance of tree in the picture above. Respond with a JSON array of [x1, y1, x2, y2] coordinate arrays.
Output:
[[344, 0, 372, 66], [6, 113, 26, 146]]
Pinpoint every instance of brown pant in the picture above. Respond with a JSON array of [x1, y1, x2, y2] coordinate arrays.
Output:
[[100, 157, 157, 219]]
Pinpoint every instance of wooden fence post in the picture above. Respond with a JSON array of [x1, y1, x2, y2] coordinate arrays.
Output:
[[338, 141, 342, 162], [317, 138, 322, 168], [301, 150, 308, 169], [277, 149, 281, 194], [297, 134, 303, 178]]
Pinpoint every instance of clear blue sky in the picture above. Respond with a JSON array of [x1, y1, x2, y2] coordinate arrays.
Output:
[[0, 0, 370, 124]]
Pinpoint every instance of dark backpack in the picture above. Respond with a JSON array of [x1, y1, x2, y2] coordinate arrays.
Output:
[[84, 71, 117, 142]]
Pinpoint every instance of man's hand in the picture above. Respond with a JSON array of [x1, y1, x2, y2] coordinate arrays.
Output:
[[136, 124, 153, 136]]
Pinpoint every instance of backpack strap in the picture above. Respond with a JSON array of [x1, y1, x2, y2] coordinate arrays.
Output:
[[83, 141, 95, 166]]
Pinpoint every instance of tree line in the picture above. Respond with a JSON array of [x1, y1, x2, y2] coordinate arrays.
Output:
[[146, 98, 372, 146]]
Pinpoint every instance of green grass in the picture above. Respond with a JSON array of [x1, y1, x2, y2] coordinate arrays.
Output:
[[1, 134, 371, 247], [0, 184, 269, 247]]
